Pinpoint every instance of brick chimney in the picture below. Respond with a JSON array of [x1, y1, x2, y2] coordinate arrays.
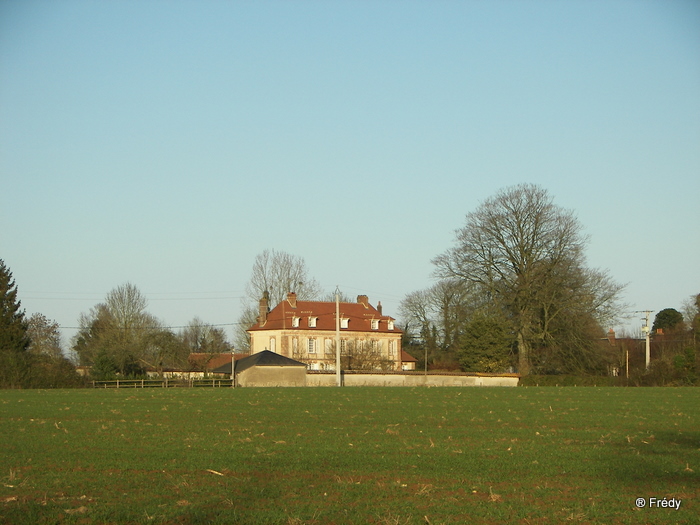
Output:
[[377, 301, 382, 315], [607, 328, 616, 346], [258, 291, 269, 325], [357, 295, 369, 308], [287, 292, 297, 308]]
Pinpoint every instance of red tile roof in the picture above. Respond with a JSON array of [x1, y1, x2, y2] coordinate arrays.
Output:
[[401, 350, 418, 363], [248, 296, 402, 334], [188, 353, 247, 370]]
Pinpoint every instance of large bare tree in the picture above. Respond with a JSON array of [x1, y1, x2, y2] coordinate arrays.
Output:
[[244, 249, 323, 306], [235, 250, 322, 351], [72, 283, 160, 375], [433, 184, 624, 375]]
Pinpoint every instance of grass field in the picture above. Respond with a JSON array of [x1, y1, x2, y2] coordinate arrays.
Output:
[[1, 386, 698, 524]]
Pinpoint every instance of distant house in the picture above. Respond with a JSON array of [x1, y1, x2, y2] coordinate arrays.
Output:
[[143, 353, 243, 379], [213, 350, 306, 387], [248, 292, 403, 371], [401, 350, 418, 371], [188, 353, 238, 376]]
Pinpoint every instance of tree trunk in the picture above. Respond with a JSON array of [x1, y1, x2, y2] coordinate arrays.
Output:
[[517, 330, 530, 376]]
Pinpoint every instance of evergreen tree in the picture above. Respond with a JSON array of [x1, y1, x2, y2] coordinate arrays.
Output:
[[652, 308, 684, 333], [0, 260, 31, 387], [458, 312, 514, 373]]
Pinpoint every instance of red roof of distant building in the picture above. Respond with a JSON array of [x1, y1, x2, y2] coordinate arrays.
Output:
[[248, 293, 402, 334], [401, 350, 418, 363], [188, 353, 246, 370]]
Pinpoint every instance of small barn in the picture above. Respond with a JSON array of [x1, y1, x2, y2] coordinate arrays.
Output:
[[213, 350, 307, 387]]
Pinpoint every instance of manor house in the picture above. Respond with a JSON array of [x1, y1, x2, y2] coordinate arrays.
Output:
[[248, 292, 403, 371]]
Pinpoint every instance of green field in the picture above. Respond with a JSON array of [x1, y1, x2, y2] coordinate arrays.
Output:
[[1, 387, 698, 524]]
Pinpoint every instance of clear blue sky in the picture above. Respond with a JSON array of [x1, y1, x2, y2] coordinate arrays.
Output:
[[2, 0, 699, 347]]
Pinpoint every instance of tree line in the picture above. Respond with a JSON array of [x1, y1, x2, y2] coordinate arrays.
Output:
[[72, 283, 232, 380], [2, 184, 698, 386], [0, 261, 234, 386]]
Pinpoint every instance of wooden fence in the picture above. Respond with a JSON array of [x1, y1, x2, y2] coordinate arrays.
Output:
[[92, 378, 234, 389]]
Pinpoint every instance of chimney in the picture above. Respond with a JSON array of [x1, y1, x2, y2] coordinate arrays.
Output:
[[287, 292, 297, 308], [258, 291, 269, 325], [377, 301, 382, 315], [607, 328, 616, 346], [357, 295, 369, 308]]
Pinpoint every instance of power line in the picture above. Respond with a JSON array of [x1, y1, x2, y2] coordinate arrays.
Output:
[[59, 322, 247, 331]]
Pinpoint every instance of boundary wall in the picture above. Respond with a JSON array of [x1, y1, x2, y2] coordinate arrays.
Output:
[[307, 373, 519, 387]]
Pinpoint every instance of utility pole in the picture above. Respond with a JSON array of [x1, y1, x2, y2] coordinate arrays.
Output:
[[231, 347, 236, 388], [424, 345, 427, 377], [335, 287, 341, 387], [635, 310, 653, 370]]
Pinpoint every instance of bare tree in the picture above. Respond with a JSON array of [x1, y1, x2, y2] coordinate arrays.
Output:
[[244, 249, 323, 306], [433, 184, 624, 375], [27, 313, 63, 359], [180, 317, 231, 354], [105, 283, 149, 332], [341, 337, 395, 371], [235, 250, 322, 351], [399, 279, 480, 368], [72, 283, 160, 376]]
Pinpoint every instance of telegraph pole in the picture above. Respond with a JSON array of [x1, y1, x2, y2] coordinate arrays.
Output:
[[635, 310, 653, 370], [231, 347, 236, 388], [335, 287, 342, 387]]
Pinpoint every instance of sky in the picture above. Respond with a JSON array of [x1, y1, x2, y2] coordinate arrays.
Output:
[[1, 0, 699, 350]]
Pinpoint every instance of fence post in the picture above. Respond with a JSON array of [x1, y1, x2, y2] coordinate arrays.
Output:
[[116, 380, 119, 389]]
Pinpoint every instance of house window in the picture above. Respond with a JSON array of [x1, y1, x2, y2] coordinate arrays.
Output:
[[340, 318, 349, 329], [340, 339, 347, 354], [375, 340, 384, 355], [269, 337, 276, 353], [389, 340, 396, 356], [292, 337, 298, 355], [388, 320, 394, 330], [292, 317, 300, 327], [325, 339, 334, 354], [371, 319, 379, 330], [308, 317, 317, 328], [308, 338, 316, 354]]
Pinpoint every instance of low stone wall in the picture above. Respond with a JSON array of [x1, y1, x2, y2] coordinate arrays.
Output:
[[306, 372, 519, 387]]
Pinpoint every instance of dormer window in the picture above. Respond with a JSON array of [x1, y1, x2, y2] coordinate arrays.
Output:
[[291, 317, 300, 328], [371, 319, 379, 330], [308, 317, 317, 328], [388, 320, 394, 330], [340, 318, 349, 329]]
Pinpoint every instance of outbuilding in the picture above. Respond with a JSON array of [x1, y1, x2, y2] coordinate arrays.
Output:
[[213, 350, 307, 387]]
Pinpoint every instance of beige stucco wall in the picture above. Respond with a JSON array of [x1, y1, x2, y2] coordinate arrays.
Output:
[[237, 366, 307, 387], [249, 329, 403, 370], [306, 373, 519, 387]]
